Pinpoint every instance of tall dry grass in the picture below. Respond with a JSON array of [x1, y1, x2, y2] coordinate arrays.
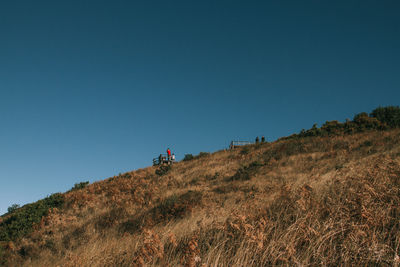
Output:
[[1, 130, 400, 266]]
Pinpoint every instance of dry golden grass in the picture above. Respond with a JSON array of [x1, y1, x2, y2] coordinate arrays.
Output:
[[2, 129, 400, 266]]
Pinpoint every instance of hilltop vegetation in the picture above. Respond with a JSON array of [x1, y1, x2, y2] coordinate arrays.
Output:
[[1, 106, 400, 266], [286, 106, 400, 139]]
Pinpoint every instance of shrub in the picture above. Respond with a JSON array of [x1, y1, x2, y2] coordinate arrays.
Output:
[[197, 152, 210, 158], [287, 106, 397, 141], [69, 181, 89, 192], [353, 113, 383, 131], [371, 106, 400, 128], [307, 123, 321, 136], [155, 165, 171, 176], [321, 120, 343, 135], [0, 193, 64, 242], [0, 245, 6, 266], [183, 154, 194, 161], [7, 204, 20, 214], [353, 112, 369, 122]]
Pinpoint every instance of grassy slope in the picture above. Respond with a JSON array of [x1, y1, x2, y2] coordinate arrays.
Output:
[[2, 129, 400, 266]]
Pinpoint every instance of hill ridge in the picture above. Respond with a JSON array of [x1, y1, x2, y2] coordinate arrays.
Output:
[[1, 110, 400, 265]]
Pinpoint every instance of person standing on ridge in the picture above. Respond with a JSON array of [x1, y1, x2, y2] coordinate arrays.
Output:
[[261, 136, 265, 143], [167, 148, 171, 161], [255, 136, 259, 144]]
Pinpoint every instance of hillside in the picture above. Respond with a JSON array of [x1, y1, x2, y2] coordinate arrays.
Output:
[[1, 109, 400, 266]]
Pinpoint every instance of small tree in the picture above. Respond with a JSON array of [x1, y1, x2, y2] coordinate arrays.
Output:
[[321, 120, 342, 135], [198, 152, 210, 158], [7, 204, 20, 213], [353, 112, 369, 122], [371, 106, 400, 128], [353, 112, 383, 130], [70, 181, 89, 191], [183, 154, 194, 161]]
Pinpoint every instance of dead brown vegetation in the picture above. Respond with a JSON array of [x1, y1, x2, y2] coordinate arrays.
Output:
[[1, 130, 400, 266]]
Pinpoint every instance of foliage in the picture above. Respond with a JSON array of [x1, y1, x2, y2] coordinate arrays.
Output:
[[69, 181, 89, 192], [321, 120, 343, 135], [370, 106, 400, 128], [353, 113, 383, 131], [183, 154, 194, 161], [283, 106, 399, 140], [197, 152, 210, 158], [0, 244, 6, 266], [155, 165, 171, 176], [7, 204, 20, 214], [2, 106, 400, 266], [353, 112, 369, 122], [0, 193, 64, 242]]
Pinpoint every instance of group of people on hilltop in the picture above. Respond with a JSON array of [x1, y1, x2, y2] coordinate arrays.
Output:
[[255, 136, 266, 144], [156, 148, 175, 166], [154, 148, 175, 166], [166, 148, 175, 161]]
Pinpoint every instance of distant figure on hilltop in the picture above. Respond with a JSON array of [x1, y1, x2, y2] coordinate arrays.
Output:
[[167, 148, 171, 160], [255, 136, 259, 144], [261, 136, 265, 143]]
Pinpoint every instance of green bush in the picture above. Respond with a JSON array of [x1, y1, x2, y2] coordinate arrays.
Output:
[[0, 244, 6, 266], [183, 154, 194, 161], [353, 113, 383, 131], [69, 181, 89, 192], [307, 124, 321, 137], [0, 193, 64, 242], [353, 112, 369, 122], [371, 106, 400, 128], [321, 120, 344, 136], [198, 152, 210, 158], [7, 204, 20, 213], [289, 106, 398, 141]]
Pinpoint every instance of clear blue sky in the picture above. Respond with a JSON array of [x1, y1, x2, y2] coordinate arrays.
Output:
[[1, 0, 399, 215]]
